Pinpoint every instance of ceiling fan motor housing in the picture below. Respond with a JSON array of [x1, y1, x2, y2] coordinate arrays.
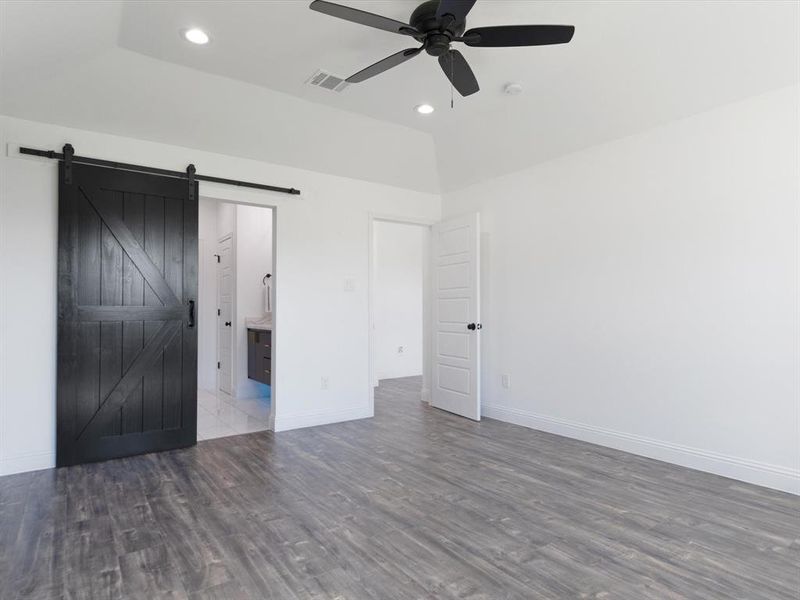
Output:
[[410, 0, 466, 56]]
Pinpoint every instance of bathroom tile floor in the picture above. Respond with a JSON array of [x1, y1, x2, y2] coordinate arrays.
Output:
[[197, 388, 270, 440]]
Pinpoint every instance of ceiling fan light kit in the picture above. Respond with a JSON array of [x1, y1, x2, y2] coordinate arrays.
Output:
[[309, 0, 574, 98]]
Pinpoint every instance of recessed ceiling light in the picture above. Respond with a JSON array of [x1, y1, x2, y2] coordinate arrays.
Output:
[[183, 28, 210, 45], [415, 104, 434, 115]]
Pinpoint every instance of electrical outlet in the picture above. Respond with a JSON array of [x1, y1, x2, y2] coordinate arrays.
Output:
[[398, 346, 404, 354], [321, 376, 329, 390], [501, 374, 511, 389]]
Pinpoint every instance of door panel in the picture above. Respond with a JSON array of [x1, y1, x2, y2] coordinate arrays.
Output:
[[121, 191, 145, 435], [57, 163, 198, 467], [217, 236, 233, 395], [431, 213, 480, 420]]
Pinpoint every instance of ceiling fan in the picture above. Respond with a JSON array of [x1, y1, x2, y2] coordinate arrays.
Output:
[[309, 0, 575, 97]]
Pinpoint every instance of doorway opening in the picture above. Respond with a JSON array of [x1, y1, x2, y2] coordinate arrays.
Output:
[[369, 212, 482, 422], [198, 198, 275, 440], [369, 217, 432, 413]]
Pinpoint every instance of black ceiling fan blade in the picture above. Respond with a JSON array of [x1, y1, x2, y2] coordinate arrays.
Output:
[[438, 49, 479, 97], [347, 47, 423, 83], [309, 0, 418, 36], [463, 25, 575, 47], [436, 0, 477, 23]]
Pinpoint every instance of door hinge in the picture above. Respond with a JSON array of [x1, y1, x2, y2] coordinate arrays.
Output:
[[217, 308, 221, 316], [217, 361, 221, 369], [214, 254, 220, 263]]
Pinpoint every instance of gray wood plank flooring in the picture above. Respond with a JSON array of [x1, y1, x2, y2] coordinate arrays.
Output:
[[1, 376, 798, 599]]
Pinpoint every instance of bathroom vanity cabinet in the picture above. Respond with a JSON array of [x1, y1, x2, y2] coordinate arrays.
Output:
[[247, 328, 271, 385]]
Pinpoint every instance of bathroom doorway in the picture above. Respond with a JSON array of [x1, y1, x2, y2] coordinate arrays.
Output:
[[198, 198, 275, 440]]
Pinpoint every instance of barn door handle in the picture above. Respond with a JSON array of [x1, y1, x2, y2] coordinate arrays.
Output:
[[188, 300, 195, 328]]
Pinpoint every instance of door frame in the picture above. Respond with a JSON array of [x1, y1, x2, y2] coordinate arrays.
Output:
[[216, 232, 235, 398], [367, 213, 436, 416]]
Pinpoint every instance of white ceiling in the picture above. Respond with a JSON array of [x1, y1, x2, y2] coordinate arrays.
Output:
[[2, 1, 798, 192]]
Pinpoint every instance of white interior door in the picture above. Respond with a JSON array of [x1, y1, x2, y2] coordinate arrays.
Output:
[[217, 235, 234, 396], [431, 212, 480, 420]]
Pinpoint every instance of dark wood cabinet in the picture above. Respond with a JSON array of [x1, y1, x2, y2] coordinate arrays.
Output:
[[247, 328, 272, 385]]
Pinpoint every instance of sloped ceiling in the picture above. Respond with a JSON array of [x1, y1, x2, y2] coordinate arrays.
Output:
[[2, 1, 798, 192]]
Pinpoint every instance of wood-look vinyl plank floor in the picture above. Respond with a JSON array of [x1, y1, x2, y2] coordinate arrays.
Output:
[[1, 376, 798, 599]]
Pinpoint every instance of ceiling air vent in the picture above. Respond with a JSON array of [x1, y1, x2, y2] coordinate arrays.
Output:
[[305, 69, 349, 93]]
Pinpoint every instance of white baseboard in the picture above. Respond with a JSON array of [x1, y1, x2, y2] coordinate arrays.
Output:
[[275, 405, 373, 432], [0, 451, 55, 477], [482, 403, 800, 495]]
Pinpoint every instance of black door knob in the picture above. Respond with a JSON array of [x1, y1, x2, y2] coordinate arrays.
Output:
[[225, 321, 232, 327], [467, 323, 483, 331]]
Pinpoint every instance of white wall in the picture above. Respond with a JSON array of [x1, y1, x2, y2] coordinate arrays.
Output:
[[373, 221, 424, 381], [0, 115, 440, 476], [443, 85, 800, 494]]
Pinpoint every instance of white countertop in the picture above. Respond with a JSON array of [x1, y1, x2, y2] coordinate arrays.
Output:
[[245, 316, 273, 331]]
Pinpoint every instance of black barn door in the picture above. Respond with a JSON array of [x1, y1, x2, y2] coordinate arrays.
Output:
[[57, 163, 198, 467]]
